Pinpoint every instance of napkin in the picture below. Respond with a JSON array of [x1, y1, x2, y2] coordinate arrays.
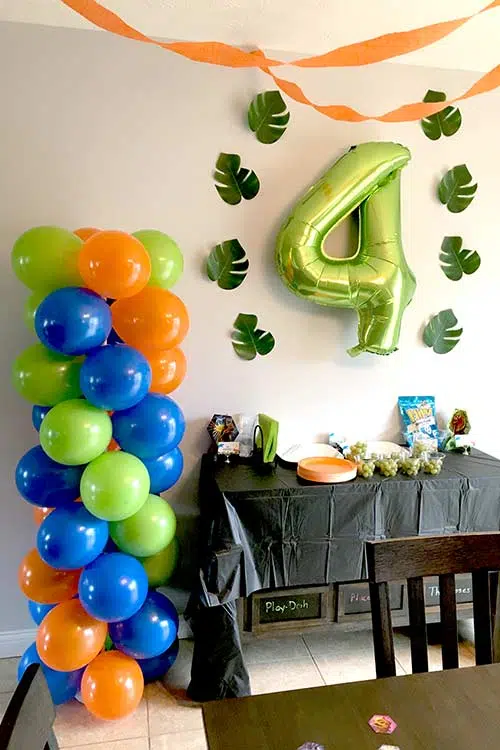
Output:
[[257, 413, 279, 463]]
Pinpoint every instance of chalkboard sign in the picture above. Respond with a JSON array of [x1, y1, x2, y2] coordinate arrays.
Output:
[[259, 592, 322, 623]]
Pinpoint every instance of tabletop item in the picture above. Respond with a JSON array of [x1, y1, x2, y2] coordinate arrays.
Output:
[[187, 449, 500, 702], [297, 456, 357, 483], [257, 413, 279, 463], [398, 395, 438, 449], [278, 443, 343, 464], [202, 663, 500, 750], [365, 441, 409, 459], [207, 414, 239, 444]]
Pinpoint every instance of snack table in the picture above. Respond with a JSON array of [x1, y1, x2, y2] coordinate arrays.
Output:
[[187, 449, 500, 701]]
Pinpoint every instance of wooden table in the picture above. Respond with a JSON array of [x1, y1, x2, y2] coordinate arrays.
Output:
[[203, 663, 500, 749]]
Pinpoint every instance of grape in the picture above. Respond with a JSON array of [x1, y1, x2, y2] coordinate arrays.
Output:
[[357, 460, 375, 479], [412, 442, 428, 458], [400, 457, 421, 477], [423, 457, 443, 475]]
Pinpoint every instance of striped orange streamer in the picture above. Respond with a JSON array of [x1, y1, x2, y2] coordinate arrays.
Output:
[[61, 0, 500, 122]]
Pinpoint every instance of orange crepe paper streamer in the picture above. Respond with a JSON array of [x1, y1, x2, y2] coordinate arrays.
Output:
[[61, 0, 500, 122]]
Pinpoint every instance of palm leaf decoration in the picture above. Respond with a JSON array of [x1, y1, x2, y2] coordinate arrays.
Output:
[[423, 309, 462, 354], [207, 239, 249, 290], [231, 313, 275, 360], [438, 164, 477, 213], [214, 153, 260, 205], [439, 236, 480, 281], [420, 90, 462, 140], [248, 90, 290, 144]]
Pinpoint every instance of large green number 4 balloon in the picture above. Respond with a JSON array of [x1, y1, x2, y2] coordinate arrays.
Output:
[[276, 142, 416, 356]]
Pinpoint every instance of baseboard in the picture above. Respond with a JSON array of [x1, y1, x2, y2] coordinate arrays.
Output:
[[0, 629, 37, 658], [0, 618, 191, 660]]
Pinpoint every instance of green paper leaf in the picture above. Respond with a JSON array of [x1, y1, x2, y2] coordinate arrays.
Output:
[[207, 239, 249, 290], [248, 90, 290, 144], [423, 309, 462, 354], [420, 90, 462, 140], [214, 153, 260, 205], [439, 236, 481, 281], [231, 313, 275, 360], [438, 164, 477, 213]]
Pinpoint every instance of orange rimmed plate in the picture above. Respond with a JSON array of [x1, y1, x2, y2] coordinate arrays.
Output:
[[297, 456, 357, 484]]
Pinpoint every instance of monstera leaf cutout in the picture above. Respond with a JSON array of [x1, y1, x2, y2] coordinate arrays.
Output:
[[248, 90, 290, 144], [421, 90, 462, 140], [440, 236, 481, 281], [438, 164, 477, 213], [423, 309, 462, 354], [214, 153, 260, 205], [207, 239, 249, 290], [231, 313, 275, 360]]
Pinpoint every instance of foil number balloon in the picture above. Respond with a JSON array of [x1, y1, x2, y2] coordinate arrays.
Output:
[[276, 142, 416, 356]]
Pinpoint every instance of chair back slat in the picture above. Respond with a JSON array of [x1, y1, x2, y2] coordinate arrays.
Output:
[[368, 581, 396, 678], [407, 577, 428, 673], [439, 573, 459, 669], [366, 532, 500, 678], [472, 569, 493, 665], [0, 664, 58, 750]]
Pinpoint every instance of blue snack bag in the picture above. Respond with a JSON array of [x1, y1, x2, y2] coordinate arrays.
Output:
[[398, 396, 439, 449]]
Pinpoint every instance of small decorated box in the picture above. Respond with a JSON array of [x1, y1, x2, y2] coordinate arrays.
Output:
[[207, 414, 239, 444]]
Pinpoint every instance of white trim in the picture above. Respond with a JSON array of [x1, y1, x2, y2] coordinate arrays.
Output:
[[0, 629, 37, 658]]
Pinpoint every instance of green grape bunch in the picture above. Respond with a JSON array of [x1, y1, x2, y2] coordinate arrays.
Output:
[[423, 457, 443, 475], [400, 457, 421, 477], [357, 459, 375, 479], [349, 441, 368, 458], [378, 458, 399, 477]]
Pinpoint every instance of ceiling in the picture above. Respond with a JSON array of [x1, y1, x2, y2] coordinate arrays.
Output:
[[1, 0, 498, 72]]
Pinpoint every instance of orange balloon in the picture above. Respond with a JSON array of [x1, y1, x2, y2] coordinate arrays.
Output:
[[18, 549, 81, 604], [74, 227, 100, 241], [37, 599, 107, 672], [139, 346, 187, 394], [78, 230, 151, 299], [81, 651, 144, 720], [107, 438, 120, 452], [32, 506, 54, 526], [112, 287, 189, 350]]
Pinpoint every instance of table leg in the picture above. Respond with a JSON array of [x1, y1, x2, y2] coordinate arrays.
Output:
[[187, 599, 251, 701]]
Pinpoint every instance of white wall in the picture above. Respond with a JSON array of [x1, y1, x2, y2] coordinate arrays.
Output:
[[1, 21, 499, 634]]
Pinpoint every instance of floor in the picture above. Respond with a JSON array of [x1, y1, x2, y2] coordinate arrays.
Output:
[[0, 629, 475, 750]]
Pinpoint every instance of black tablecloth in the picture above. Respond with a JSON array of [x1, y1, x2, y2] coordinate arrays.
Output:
[[187, 450, 500, 701]]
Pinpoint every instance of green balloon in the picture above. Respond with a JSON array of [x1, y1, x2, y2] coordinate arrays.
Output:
[[12, 343, 83, 406], [80, 452, 150, 521], [110, 493, 176, 558], [133, 230, 183, 290], [140, 538, 179, 587], [11, 226, 83, 292], [40, 399, 112, 466], [24, 290, 47, 333]]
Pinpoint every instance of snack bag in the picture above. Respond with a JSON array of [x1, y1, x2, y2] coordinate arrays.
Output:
[[398, 396, 439, 449]]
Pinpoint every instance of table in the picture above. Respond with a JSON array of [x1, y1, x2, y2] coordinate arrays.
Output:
[[203, 663, 500, 749], [187, 450, 500, 701]]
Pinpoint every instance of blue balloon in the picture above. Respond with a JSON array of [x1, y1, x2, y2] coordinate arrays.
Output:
[[109, 591, 179, 659], [79, 552, 148, 623], [112, 394, 185, 460], [80, 344, 151, 411], [37, 503, 109, 569], [15, 446, 84, 508], [31, 405, 51, 432], [27, 600, 56, 625], [142, 447, 183, 494], [136, 639, 179, 683], [34, 287, 112, 356], [18, 643, 84, 705]]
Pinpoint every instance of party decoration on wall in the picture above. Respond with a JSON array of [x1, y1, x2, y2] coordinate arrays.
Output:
[[439, 236, 481, 281], [63, 0, 500, 123], [132, 230, 184, 290], [207, 239, 249, 289], [438, 164, 477, 213], [423, 309, 462, 354], [214, 153, 260, 205], [231, 314, 275, 360], [420, 90, 462, 140], [276, 141, 416, 356], [248, 91, 290, 144], [11, 224, 184, 718]]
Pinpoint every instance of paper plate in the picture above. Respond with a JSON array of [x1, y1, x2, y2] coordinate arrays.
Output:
[[366, 441, 409, 458], [278, 442, 343, 465], [297, 457, 357, 484]]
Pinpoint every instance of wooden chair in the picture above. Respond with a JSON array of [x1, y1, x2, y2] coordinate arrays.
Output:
[[366, 532, 500, 678], [0, 664, 59, 750]]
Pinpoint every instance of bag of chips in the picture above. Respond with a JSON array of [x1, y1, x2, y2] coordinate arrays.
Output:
[[398, 396, 439, 450]]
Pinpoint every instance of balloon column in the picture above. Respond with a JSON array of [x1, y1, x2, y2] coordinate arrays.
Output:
[[12, 227, 186, 719]]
